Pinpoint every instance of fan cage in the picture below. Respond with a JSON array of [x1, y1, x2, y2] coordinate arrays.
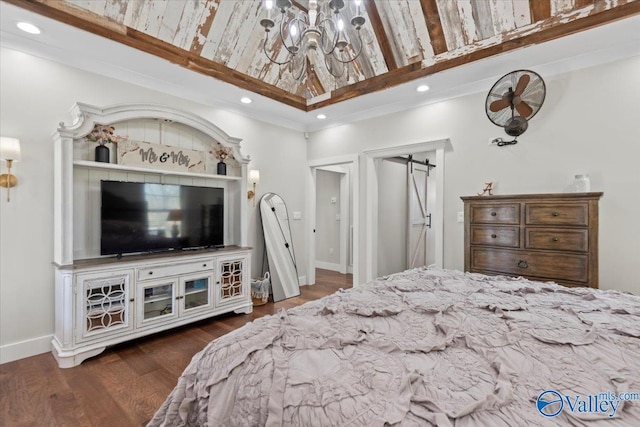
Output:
[[485, 69, 546, 127]]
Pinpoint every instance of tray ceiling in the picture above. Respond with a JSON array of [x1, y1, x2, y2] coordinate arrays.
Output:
[[4, 0, 640, 111]]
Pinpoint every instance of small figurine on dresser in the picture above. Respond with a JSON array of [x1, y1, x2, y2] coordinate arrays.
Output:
[[477, 182, 494, 196]]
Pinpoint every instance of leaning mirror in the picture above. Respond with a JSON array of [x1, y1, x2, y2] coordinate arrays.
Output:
[[259, 193, 300, 301]]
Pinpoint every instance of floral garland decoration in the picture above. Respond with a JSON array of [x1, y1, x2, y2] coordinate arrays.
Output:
[[85, 124, 123, 145], [211, 144, 233, 161]]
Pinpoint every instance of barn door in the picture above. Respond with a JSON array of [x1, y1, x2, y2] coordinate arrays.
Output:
[[406, 162, 431, 269]]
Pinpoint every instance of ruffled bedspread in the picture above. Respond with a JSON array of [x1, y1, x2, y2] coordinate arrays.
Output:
[[148, 268, 640, 426]]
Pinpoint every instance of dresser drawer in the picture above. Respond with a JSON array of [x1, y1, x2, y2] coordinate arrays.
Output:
[[525, 228, 588, 252], [470, 226, 520, 247], [525, 203, 588, 226], [470, 248, 588, 283], [470, 204, 520, 224], [137, 259, 214, 281]]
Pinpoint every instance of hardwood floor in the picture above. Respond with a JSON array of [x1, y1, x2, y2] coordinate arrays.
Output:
[[0, 269, 352, 427]]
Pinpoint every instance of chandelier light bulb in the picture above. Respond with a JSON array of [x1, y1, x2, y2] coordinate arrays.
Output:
[[260, 0, 366, 80], [354, 0, 362, 6]]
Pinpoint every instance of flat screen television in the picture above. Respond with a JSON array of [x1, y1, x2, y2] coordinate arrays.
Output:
[[101, 181, 224, 256]]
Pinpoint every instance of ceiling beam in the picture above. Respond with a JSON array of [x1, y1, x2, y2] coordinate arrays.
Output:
[[419, 0, 448, 55], [309, 2, 640, 110], [575, 0, 595, 8], [4, 0, 307, 110], [530, 0, 552, 22], [363, 0, 398, 71], [307, 59, 326, 97], [291, 1, 308, 14]]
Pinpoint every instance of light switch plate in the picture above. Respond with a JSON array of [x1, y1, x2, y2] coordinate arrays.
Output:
[[457, 211, 464, 223], [292, 211, 302, 220]]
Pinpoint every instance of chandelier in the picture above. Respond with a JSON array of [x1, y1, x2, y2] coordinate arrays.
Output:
[[260, 0, 366, 80]]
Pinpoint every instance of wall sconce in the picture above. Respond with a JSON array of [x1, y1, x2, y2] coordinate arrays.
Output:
[[247, 170, 260, 207], [0, 137, 21, 202]]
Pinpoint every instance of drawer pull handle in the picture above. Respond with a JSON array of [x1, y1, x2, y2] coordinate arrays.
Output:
[[552, 237, 559, 242], [203, 264, 207, 267], [552, 212, 560, 217], [491, 234, 497, 238], [491, 212, 497, 216], [129, 298, 134, 302], [517, 260, 528, 269], [148, 271, 153, 275]]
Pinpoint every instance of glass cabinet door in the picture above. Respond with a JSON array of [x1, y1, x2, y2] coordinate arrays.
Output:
[[79, 271, 134, 341], [139, 280, 177, 326], [181, 274, 212, 315], [216, 256, 247, 306]]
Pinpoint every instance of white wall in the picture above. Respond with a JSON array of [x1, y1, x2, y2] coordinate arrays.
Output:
[[308, 55, 640, 295], [315, 169, 341, 265], [0, 47, 307, 361]]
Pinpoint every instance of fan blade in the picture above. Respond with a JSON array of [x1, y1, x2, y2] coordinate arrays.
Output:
[[490, 98, 511, 112], [514, 74, 530, 96], [516, 100, 533, 118]]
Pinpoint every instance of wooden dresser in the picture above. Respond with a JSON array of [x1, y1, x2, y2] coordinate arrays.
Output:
[[461, 193, 603, 288]]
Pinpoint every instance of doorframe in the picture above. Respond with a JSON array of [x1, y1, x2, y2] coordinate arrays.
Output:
[[363, 139, 449, 283], [307, 154, 360, 287]]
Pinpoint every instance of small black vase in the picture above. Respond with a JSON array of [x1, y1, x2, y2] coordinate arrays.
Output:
[[217, 161, 227, 175], [95, 144, 110, 163]]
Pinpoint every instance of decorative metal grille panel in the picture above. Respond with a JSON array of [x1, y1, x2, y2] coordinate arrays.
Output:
[[220, 260, 243, 300], [85, 277, 127, 332]]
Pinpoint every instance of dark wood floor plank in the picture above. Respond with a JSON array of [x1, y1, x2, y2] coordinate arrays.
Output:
[[89, 357, 159, 425], [59, 362, 138, 426], [0, 269, 349, 426]]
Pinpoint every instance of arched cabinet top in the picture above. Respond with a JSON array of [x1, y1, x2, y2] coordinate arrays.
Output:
[[55, 102, 249, 164]]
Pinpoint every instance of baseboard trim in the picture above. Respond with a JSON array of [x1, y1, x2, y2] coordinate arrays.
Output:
[[0, 334, 52, 364], [315, 261, 342, 272]]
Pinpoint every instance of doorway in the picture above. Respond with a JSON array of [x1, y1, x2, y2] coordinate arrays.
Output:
[[307, 155, 360, 287], [314, 166, 351, 275], [364, 139, 448, 282]]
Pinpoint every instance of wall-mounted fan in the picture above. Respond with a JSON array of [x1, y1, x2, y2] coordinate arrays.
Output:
[[485, 69, 546, 146]]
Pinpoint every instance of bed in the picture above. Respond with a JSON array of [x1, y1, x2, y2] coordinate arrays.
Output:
[[148, 268, 640, 426]]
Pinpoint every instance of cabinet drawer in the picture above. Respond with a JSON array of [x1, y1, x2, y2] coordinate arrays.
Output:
[[525, 203, 588, 226], [525, 228, 588, 252], [470, 204, 520, 224], [470, 248, 588, 283], [138, 259, 214, 281], [470, 226, 520, 247]]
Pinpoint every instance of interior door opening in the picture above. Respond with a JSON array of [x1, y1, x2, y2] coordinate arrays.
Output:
[[377, 152, 436, 276], [307, 155, 359, 287], [364, 139, 448, 283]]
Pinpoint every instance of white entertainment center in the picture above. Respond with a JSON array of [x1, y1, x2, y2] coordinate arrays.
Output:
[[52, 103, 252, 368]]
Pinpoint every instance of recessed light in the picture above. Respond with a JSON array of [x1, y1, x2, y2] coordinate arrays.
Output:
[[417, 84, 430, 92], [317, 114, 327, 120], [17, 22, 41, 34], [240, 97, 252, 104]]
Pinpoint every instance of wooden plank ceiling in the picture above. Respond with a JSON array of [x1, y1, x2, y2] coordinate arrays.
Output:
[[6, 0, 639, 111]]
